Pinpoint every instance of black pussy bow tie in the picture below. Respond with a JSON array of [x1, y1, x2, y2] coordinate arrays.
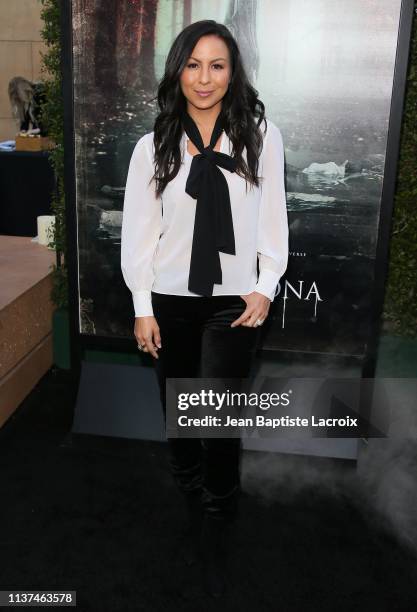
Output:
[[181, 109, 238, 296]]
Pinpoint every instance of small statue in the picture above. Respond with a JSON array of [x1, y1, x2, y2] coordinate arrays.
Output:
[[8, 76, 48, 136]]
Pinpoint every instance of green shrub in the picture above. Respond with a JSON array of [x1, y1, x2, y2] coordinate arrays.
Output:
[[39, 0, 67, 309]]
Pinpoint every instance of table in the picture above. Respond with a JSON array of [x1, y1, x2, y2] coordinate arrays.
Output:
[[0, 149, 55, 236]]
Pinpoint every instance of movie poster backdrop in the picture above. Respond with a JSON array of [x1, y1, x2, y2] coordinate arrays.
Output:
[[71, 0, 404, 362]]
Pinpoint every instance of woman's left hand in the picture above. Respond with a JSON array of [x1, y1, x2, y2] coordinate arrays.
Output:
[[231, 292, 271, 328]]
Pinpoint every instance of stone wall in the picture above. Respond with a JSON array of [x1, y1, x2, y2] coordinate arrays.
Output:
[[0, 0, 47, 141]]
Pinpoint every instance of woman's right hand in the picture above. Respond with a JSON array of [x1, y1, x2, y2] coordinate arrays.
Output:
[[134, 316, 161, 359]]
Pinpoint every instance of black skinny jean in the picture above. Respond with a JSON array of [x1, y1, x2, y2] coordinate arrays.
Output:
[[151, 291, 260, 522]]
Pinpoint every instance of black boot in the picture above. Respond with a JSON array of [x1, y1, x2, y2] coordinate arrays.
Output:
[[200, 514, 231, 598]]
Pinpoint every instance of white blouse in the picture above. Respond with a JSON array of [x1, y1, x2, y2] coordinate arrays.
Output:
[[121, 117, 289, 317]]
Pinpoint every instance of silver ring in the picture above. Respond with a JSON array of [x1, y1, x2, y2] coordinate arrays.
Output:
[[255, 318, 264, 327], [137, 343, 144, 351]]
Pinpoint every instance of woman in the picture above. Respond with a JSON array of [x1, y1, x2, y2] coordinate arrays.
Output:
[[121, 19, 288, 597]]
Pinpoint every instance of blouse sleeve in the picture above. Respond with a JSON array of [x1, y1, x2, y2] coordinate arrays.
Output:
[[120, 134, 162, 317], [254, 120, 289, 301]]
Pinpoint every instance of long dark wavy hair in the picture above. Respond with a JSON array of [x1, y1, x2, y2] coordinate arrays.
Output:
[[152, 20, 267, 198]]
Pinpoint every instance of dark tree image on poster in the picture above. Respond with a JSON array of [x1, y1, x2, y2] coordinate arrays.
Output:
[[71, 0, 403, 364]]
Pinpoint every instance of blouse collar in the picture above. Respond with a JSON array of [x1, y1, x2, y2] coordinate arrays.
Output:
[[181, 127, 230, 160]]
